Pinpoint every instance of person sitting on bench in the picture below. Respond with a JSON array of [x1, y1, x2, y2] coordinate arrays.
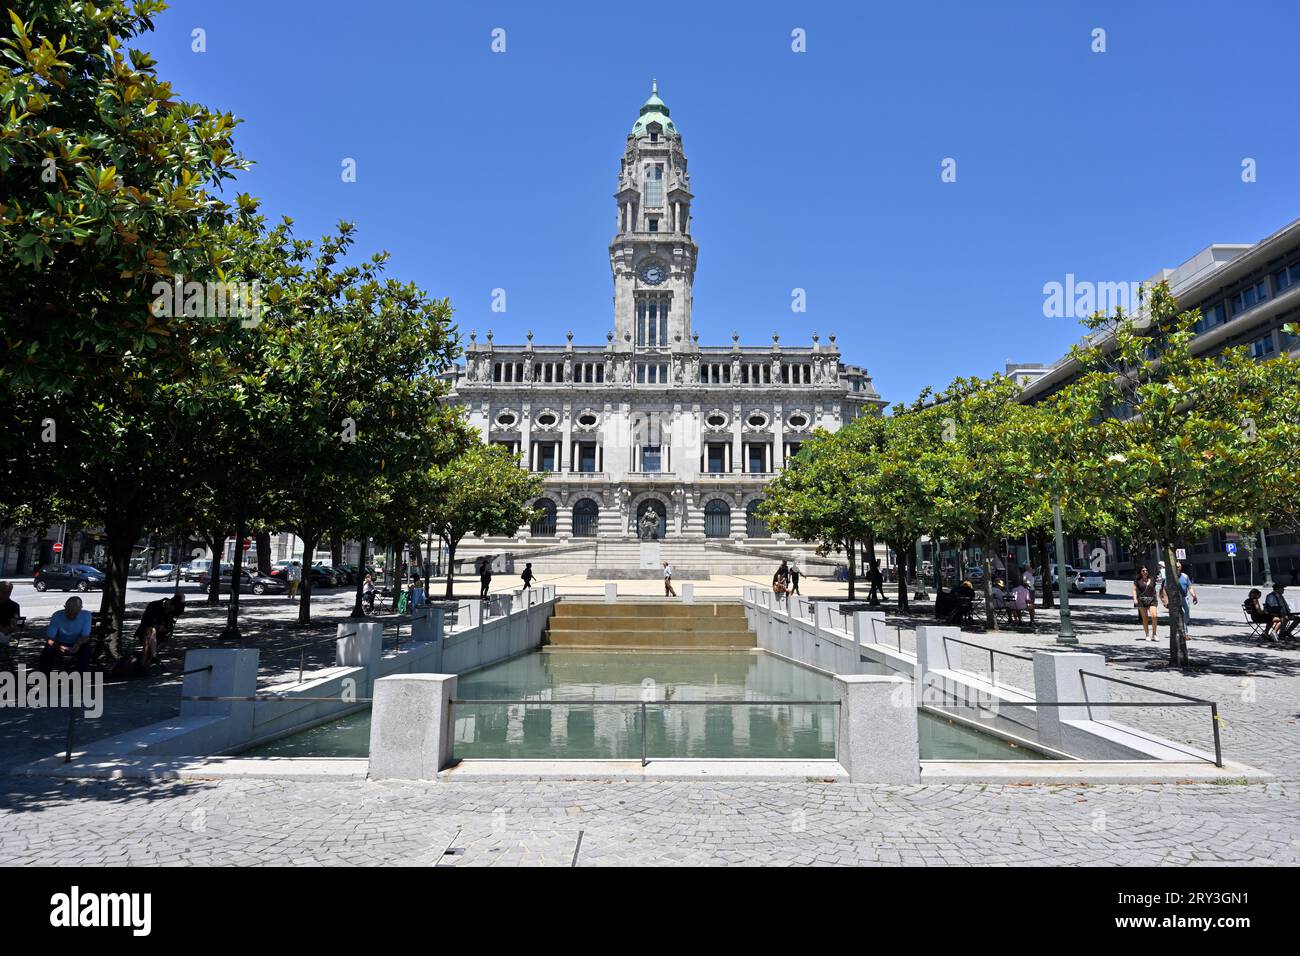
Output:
[[112, 594, 185, 678], [40, 597, 93, 674]]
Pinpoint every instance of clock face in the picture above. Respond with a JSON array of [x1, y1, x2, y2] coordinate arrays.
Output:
[[640, 263, 667, 285]]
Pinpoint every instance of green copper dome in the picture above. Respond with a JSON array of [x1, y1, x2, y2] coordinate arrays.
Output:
[[631, 80, 677, 136]]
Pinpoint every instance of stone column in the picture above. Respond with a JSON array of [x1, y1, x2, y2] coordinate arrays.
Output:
[[773, 404, 784, 470], [560, 402, 572, 472], [367, 674, 458, 781], [732, 401, 743, 474], [833, 674, 919, 784]]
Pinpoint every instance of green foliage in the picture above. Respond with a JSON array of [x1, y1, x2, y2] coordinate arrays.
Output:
[[1049, 283, 1300, 663]]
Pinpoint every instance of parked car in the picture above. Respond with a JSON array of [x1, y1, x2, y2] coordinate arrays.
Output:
[[312, 565, 343, 586], [182, 559, 212, 582], [145, 563, 181, 581], [269, 564, 337, 588], [33, 563, 106, 592], [197, 567, 286, 596], [1071, 568, 1107, 594], [1048, 565, 1077, 589], [320, 564, 352, 585]]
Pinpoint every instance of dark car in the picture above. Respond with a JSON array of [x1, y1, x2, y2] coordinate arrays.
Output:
[[321, 564, 352, 585], [197, 567, 286, 596], [33, 563, 106, 592], [268, 565, 337, 588]]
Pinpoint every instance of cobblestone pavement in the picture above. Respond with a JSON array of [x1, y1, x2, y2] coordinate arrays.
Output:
[[3, 583, 1298, 866], [1, 777, 1295, 866]]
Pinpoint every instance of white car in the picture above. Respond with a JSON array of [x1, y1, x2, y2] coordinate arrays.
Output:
[[145, 563, 180, 581], [1071, 568, 1107, 594]]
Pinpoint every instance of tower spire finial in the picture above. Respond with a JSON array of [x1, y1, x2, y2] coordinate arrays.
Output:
[[651, 78, 657, 94]]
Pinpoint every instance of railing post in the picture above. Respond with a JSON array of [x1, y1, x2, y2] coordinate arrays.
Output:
[[1211, 702, 1223, 768], [640, 701, 647, 767], [64, 705, 76, 763]]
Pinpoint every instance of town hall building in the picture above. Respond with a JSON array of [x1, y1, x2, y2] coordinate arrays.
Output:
[[450, 84, 884, 574]]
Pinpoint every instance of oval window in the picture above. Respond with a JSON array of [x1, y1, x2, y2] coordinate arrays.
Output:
[[707, 414, 726, 427], [496, 412, 516, 426], [788, 414, 807, 428], [578, 413, 597, 427], [748, 414, 766, 427], [537, 413, 557, 426]]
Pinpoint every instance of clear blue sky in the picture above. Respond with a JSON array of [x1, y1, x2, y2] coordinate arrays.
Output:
[[150, 0, 1300, 404]]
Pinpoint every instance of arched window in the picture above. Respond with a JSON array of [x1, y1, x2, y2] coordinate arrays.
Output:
[[746, 500, 770, 539], [704, 499, 732, 538], [530, 499, 557, 537], [573, 499, 599, 538], [636, 499, 667, 539]]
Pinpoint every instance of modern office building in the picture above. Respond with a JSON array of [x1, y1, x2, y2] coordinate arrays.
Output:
[[449, 84, 885, 574]]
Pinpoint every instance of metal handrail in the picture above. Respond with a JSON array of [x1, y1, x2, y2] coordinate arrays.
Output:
[[1078, 669, 1222, 768], [941, 634, 1033, 681], [448, 697, 840, 768]]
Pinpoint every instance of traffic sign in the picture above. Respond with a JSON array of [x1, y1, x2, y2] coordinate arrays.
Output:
[[1226, 543, 1237, 556], [242, 538, 252, 551], [52, 542, 63, 553], [1175, 548, 1187, 560]]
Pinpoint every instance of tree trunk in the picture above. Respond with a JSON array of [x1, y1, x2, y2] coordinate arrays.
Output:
[[99, 514, 141, 656], [845, 537, 856, 601], [896, 538, 910, 612], [255, 531, 273, 576], [205, 530, 225, 605], [443, 538, 459, 598], [223, 514, 246, 641], [1163, 542, 1189, 667], [298, 531, 319, 625], [330, 531, 343, 568], [351, 536, 369, 618], [1038, 529, 1054, 608]]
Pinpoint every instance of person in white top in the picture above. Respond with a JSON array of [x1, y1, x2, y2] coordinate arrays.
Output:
[[662, 561, 677, 597], [1020, 567, 1036, 624]]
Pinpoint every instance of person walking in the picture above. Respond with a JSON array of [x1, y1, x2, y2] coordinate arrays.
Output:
[[662, 561, 677, 597], [285, 562, 301, 601], [867, 558, 885, 606], [773, 561, 790, 604], [1132, 566, 1159, 640], [789, 565, 801, 596], [1161, 561, 1198, 636], [521, 562, 534, 590], [478, 556, 493, 601]]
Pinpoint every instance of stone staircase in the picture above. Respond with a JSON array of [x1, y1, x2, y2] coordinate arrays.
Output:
[[544, 600, 756, 649]]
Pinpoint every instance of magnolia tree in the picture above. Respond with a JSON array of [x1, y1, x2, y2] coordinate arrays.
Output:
[[1050, 286, 1300, 666], [0, 1, 251, 635]]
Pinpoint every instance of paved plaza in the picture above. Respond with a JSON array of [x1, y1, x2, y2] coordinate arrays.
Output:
[[3, 574, 1298, 866]]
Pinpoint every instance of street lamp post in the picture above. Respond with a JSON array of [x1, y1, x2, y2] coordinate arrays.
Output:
[[1052, 493, 1077, 645], [1259, 529, 1273, 587]]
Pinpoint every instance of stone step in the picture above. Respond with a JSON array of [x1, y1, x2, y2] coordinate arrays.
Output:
[[547, 614, 751, 632], [551, 604, 748, 621], [545, 628, 757, 648]]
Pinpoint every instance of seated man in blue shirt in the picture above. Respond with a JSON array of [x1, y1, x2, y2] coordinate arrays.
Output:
[[40, 596, 94, 674]]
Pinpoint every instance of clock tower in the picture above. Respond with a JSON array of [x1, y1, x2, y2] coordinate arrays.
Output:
[[610, 82, 697, 353]]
